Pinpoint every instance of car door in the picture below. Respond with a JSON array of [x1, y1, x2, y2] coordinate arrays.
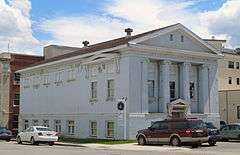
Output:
[[229, 125, 239, 139], [150, 121, 170, 144], [20, 128, 29, 141], [221, 126, 229, 139], [26, 127, 34, 142]]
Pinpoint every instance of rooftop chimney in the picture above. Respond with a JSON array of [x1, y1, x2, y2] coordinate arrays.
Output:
[[211, 36, 215, 40], [125, 28, 133, 37], [82, 41, 89, 47]]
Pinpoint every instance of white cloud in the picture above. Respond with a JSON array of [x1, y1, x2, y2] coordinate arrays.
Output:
[[38, 0, 240, 49], [0, 0, 41, 54]]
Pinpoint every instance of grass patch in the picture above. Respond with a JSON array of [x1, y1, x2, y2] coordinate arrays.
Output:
[[59, 137, 136, 145]]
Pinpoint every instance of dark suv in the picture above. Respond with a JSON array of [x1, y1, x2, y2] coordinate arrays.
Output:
[[136, 118, 208, 147]]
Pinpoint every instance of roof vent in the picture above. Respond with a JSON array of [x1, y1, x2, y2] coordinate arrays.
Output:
[[125, 28, 133, 37], [82, 41, 89, 47]]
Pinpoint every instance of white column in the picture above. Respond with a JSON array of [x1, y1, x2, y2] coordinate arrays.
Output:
[[182, 62, 191, 114], [199, 64, 210, 113], [162, 60, 171, 114]]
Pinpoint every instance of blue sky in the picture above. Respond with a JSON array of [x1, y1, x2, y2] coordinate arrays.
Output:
[[0, 0, 239, 54]]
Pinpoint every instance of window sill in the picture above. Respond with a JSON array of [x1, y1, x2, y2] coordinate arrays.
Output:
[[106, 97, 115, 102], [54, 81, 63, 86], [67, 79, 76, 82], [89, 98, 98, 103], [43, 83, 50, 87]]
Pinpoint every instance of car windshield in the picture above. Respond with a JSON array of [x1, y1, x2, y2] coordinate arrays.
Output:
[[206, 122, 216, 129], [188, 121, 205, 129], [36, 127, 52, 131]]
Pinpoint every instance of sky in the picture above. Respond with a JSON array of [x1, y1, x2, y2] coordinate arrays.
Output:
[[0, 0, 240, 55]]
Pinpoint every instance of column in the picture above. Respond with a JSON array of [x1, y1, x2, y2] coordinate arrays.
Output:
[[199, 64, 210, 113], [182, 62, 191, 114], [162, 60, 170, 114]]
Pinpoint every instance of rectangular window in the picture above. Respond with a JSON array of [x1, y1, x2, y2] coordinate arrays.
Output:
[[43, 120, 49, 127], [148, 80, 155, 98], [14, 73, 20, 85], [170, 34, 173, 41], [13, 93, 20, 107], [228, 61, 234, 69], [68, 121, 75, 135], [67, 68, 76, 81], [190, 82, 195, 99], [107, 80, 114, 99], [237, 106, 240, 119], [55, 120, 62, 132], [229, 77, 232, 84], [181, 35, 184, 42], [55, 71, 64, 83], [106, 122, 114, 138], [24, 120, 29, 130], [91, 81, 97, 99], [90, 121, 97, 137], [169, 81, 175, 101], [43, 74, 50, 85], [32, 120, 39, 126], [237, 62, 240, 69], [237, 78, 240, 85]]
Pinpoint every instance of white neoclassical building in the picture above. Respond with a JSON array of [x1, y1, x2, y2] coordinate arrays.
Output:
[[17, 23, 221, 139]]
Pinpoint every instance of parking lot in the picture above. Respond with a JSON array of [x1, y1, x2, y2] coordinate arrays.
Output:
[[1, 140, 240, 155]]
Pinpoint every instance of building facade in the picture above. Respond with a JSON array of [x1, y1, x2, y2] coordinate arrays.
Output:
[[18, 23, 221, 139], [0, 53, 43, 134], [218, 48, 240, 123]]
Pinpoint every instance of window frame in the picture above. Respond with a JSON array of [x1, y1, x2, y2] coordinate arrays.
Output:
[[169, 81, 176, 101], [43, 120, 49, 127], [228, 77, 232, 84], [90, 121, 97, 137], [237, 106, 240, 119], [106, 121, 114, 138], [190, 82, 195, 99], [55, 120, 62, 133], [170, 34, 173, 41], [107, 79, 115, 100], [67, 120, 75, 135], [13, 93, 20, 107], [236, 62, 240, 69], [181, 35, 184, 42], [237, 78, 240, 85], [228, 61, 234, 69], [148, 80, 155, 98], [90, 81, 98, 99]]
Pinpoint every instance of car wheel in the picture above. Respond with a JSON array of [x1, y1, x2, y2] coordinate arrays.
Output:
[[49, 142, 54, 146], [16, 136, 22, 144], [30, 137, 36, 145], [208, 140, 216, 146], [137, 136, 146, 145], [170, 136, 181, 147]]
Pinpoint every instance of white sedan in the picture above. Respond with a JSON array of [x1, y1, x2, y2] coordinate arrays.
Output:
[[16, 126, 58, 146]]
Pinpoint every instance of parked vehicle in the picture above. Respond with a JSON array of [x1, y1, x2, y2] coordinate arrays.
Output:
[[221, 123, 240, 141], [136, 118, 208, 147], [16, 126, 58, 146], [220, 121, 227, 130], [205, 122, 221, 146], [0, 127, 12, 141]]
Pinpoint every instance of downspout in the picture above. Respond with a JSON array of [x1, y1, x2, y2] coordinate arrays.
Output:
[[157, 61, 160, 113], [226, 91, 229, 123]]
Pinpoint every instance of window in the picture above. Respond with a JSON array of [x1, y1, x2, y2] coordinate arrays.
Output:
[[237, 78, 240, 85], [237, 62, 240, 69], [43, 74, 50, 85], [237, 106, 240, 119], [173, 122, 188, 130], [90, 121, 97, 137], [55, 71, 64, 83], [228, 77, 232, 84], [43, 120, 49, 127], [32, 120, 39, 126], [90, 81, 97, 99], [169, 81, 176, 101], [13, 93, 20, 107], [159, 122, 168, 130], [228, 61, 234, 69], [107, 80, 114, 100], [24, 120, 29, 130], [106, 122, 114, 138], [55, 120, 62, 132], [181, 35, 184, 42], [14, 73, 20, 84], [67, 68, 76, 81], [190, 82, 195, 99], [68, 121, 75, 135], [148, 80, 155, 98], [170, 34, 173, 41], [151, 122, 160, 129]]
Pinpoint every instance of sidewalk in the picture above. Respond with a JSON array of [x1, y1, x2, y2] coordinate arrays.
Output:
[[55, 142, 192, 152]]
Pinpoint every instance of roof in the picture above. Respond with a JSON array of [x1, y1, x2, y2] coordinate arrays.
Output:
[[203, 39, 227, 42], [22, 23, 180, 69]]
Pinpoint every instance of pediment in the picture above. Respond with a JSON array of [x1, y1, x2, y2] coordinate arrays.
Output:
[[130, 24, 219, 55]]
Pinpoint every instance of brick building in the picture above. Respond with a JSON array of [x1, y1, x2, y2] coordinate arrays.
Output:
[[0, 52, 43, 135]]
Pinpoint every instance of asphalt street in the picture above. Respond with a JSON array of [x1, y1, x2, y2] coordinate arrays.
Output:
[[1, 141, 240, 155]]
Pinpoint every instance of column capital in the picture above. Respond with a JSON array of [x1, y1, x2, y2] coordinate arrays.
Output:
[[201, 64, 209, 69], [183, 62, 191, 67], [162, 60, 171, 65]]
